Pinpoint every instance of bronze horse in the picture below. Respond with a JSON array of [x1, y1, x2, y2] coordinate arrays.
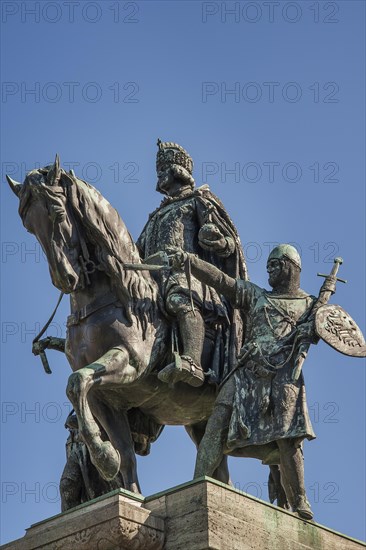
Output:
[[8, 157, 286, 509], [7, 157, 233, 494]]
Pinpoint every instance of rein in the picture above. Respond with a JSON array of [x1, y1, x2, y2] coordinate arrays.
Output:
[[33, 291, 64, 374]]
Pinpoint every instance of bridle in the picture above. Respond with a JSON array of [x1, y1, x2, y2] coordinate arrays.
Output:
[[32, 177, 105, 373]]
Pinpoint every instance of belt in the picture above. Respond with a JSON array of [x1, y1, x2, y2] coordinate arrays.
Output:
[[67, 292, 121, 327]]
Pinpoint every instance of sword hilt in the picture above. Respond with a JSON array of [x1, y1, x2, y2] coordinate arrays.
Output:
[[317, 257, 347, 284]]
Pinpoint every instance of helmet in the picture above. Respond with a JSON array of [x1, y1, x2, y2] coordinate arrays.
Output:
[[268, 244, 301, 270]]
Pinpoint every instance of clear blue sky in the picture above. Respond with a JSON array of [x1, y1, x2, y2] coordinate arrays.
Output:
[[1, 0, 365, 544]]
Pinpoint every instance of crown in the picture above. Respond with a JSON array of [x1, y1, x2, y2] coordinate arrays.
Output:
[[156, 139, 193, 174]]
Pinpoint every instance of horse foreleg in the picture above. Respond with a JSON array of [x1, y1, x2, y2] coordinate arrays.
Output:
[[89, 398, 141, 495], [66, 347, 135, 482]]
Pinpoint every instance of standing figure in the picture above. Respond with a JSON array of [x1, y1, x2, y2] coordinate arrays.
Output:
[[137, 140, 247, 387], [172, 244, 320, 519]]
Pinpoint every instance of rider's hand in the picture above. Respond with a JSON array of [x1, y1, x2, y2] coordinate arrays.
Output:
[[199, 235, 227, 252], [320, 276, 337, 296], [168, 249, 188, 270], [198, 224, 227, 252]]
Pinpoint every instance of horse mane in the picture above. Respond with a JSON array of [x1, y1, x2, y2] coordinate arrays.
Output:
[[21, 167, 159, 331], [66, 172, 159, 327]]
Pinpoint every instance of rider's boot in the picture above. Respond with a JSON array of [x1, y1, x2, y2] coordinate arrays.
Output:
[[158, 310, 205, 387]]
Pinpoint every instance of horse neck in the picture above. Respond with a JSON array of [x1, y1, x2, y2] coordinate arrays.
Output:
[[70, 270, 113, 314]]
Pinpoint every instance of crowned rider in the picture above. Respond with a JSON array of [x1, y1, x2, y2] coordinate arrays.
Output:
[[137, 140, 247, 387]]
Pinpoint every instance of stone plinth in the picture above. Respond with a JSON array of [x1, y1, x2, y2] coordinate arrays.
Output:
[[146, 478, 366, 550], [2, 478, 365, 550], [0, 490, 164, 550]]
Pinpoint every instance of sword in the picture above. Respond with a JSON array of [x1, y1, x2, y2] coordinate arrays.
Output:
[[124, 251, 171, 272], [124, 263, 171, 271], [291, 257, 346, 382], [125, 250, 196, 314], [316, 256, 347, 302]]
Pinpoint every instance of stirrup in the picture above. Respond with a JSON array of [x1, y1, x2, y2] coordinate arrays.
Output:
[[158, 355, 204, 387]]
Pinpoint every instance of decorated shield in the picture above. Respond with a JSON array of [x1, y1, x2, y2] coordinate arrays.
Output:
[[315, 304, 366, 357]]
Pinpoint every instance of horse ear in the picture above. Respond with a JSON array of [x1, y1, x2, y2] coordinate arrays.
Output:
[[47, 153, 61, 185], [6, 175, 22, 197]]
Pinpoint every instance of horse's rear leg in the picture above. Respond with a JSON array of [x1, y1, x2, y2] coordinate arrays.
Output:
[[185, 422, 232, 485], [66, 347, 136, 483]]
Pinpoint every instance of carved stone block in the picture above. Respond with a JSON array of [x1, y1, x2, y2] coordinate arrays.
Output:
[[145, 478, 365, 550], [2, 480, 365, 550], [1, 490, 164, 550]]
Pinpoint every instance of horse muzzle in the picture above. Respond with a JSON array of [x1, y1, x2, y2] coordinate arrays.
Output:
[[50, 263, 80, 293]]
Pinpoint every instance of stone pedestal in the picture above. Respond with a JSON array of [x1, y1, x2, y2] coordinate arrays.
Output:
[[2, 478, 365, 550], [0, 490, 164, 550]]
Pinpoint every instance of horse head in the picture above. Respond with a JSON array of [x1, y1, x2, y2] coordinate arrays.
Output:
[[8, 156, 159, 323], [7, 155, 84, 294]]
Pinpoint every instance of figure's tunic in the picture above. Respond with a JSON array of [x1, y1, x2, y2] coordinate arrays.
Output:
[[137, 185, 247, 380], [137, 186, 246, 300], [139, 193, 224, 317], [225, 280, 316, 450], [141, 194, 199, 256]]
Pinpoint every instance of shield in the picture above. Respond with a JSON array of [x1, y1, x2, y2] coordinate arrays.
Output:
[[315, 304, 366, 357]]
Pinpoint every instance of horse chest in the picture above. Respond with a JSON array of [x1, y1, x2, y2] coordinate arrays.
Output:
[[66, 306, 142, 370]]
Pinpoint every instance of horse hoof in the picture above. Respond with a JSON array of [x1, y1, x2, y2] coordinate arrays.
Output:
[[91, 442, 121, 481]]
